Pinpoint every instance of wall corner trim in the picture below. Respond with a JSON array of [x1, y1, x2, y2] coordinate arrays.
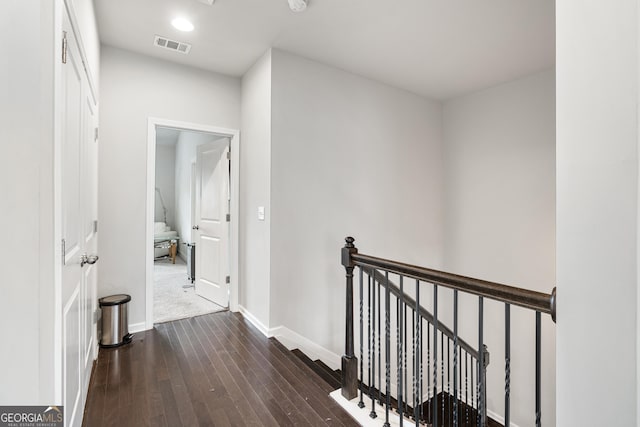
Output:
[[128, 322, 149, 334], [237, 305, 270, 337]]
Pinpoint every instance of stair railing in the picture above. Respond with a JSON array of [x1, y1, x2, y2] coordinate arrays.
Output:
[[363, 264, 488, 426], [341, 237, 556, 427]]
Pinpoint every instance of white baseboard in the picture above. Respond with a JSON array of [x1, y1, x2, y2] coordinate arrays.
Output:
[[129, 322, 148, 334], [486, 409, 521, 427], [237, 305, 270, 337], [269, 325, 341, 370], [236, 306, 341, 370]]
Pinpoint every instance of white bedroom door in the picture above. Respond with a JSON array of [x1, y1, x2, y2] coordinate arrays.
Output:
[[60, 12, 99, 427], [194, 138, 230, 307]]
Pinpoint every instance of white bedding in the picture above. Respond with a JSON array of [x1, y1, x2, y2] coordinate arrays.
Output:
[[154, 230, 178, 241], [154, 222, 179, 259]]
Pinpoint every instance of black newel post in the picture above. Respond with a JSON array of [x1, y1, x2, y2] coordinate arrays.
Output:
[[342, 236, 358, 399]]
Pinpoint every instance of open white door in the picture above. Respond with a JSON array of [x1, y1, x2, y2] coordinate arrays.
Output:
[[194, 138, 230, 307]]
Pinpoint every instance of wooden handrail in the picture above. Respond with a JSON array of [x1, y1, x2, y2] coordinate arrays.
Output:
[[352, 252, 556, 321], [361, 266, 481, 359]]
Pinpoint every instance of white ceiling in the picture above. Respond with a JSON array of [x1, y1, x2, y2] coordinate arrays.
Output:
[[95, 0, 555, 100]]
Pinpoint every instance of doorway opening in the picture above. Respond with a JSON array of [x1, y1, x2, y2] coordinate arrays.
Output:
[[146, 118, 240, 329]]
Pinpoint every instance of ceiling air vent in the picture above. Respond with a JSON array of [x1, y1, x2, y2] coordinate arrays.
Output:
[[154, 35, 191, 54]]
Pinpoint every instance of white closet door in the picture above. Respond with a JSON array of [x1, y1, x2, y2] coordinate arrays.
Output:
[[60, 11, 98, 427]]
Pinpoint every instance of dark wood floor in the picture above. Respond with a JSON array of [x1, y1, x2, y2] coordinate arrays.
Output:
[[82, 311, 358, 427]]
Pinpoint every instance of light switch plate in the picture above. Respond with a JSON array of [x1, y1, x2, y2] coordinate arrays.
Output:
[[258, 206, 265, 221]]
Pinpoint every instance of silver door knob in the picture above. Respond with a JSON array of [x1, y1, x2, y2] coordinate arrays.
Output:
[[192, 225, 199, 230], [80, 254, 99, 267]]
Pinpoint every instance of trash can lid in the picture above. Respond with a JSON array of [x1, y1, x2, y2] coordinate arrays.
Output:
[[99, 294, 131, 306]]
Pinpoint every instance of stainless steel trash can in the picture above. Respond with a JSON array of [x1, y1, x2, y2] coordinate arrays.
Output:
[[99, 294, 132, 348]]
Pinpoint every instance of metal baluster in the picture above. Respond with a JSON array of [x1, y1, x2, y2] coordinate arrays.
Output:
[[478, 297, 484, 427], [427, 320, 431, 423], [384, 272, 391, 427], [398, 276, 404, 426], [465, 352, 469, 427], [535, 311, 541, 427], [476, 360, 480, 427], [358, 268, 365, 408], [404, 293, 408, 416], [433, 285, 438, 427], [378, 279, 382, 404], [447, 337, 451, 426], [453, 290, 459, 427], [505, 304, 511, 427], [470, 356, 474, 426], [367, 273, 372, 403], [396, 295, 400, 418], [442, 332, 445, 425], [419, 315, 423, 423], [459, 350, 462, 427], [414, 308, 418, 424], [414, 281, 420, 425], [370, 274, 377, 419]]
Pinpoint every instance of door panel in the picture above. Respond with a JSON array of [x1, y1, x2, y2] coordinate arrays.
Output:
[[63, 288, 81, 427], [200, 235, 221, 296], [200, 148, 224, 221], [82, 264, 96, 386], [194, 139, 230, 307], [82, 98, 97, 245]]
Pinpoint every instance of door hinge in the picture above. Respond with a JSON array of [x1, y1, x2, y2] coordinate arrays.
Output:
[[61, 239, 66, 265], [93, 220, 98, 233], [62, 31, 68, 64], [226, 151, 230, 160], [94, 127, 99, 142], [93, 309, 100, 324], [225, 276, 230, 284], [226, 213, 230, 222]]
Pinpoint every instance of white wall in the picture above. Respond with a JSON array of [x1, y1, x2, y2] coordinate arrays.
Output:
[[269, 49, 444, 358], [154, 144, 176, 228], [0, 0, 56, 404], [239, 50, 272, 329], [556, 1, 638, 426], [174, 131, 223, 253], [99, 46, 240, 327], [442, 69, 556, 426]]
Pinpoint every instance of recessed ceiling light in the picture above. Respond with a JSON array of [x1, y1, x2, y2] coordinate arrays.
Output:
[[171, 17, 194, 32], [288, 0, 307, 12]]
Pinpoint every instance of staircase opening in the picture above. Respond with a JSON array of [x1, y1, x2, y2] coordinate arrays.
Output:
[[336, 237, 556, 427]]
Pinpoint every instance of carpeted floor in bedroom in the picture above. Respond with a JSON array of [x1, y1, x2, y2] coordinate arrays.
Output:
[[153, 257, 225, 323]]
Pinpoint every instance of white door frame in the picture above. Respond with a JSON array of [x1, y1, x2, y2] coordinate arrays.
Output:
[[145, 117, 240, 330]]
